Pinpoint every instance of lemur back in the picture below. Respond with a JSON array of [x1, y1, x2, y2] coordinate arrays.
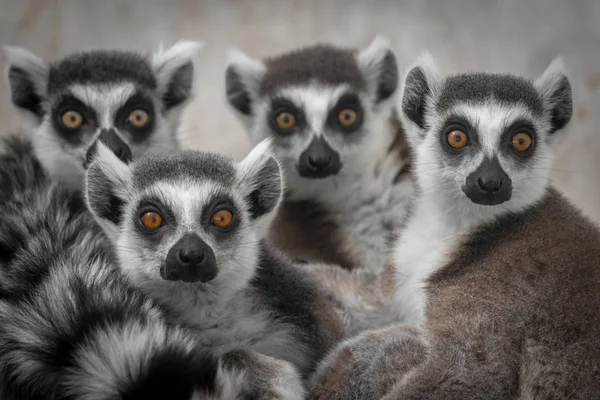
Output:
[[310, 54, 600, 399], [225, 37, 414, 272], [85, 140, 345, 392]]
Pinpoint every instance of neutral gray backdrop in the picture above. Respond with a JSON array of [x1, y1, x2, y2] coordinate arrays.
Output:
[[2, 0, 599, 221]]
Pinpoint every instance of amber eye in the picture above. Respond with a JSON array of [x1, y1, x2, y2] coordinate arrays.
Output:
[[212, 210, 233, 228], [61, 110, 83, 129], [140, 212, 163, 230], [511, 133, 533, 152], [128, 109, 149, 128], [447, 130, 468, 149], [338, 108, 358, 127], [275, 112, 296, 130]]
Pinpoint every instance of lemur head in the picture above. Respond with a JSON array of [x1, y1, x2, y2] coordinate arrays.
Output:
[[84, 140, 282, 299], [400, 53, 572, 216], [4, 41, 202, 190], [225, 37, 399, 197]]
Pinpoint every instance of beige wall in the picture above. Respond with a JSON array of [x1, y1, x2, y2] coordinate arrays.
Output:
[[2, 0, 600, 221]]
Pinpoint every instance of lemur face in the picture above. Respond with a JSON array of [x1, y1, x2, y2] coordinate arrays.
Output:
[[4, 41, 202, 190], [84, 140, 282, 295], [400, 53, 572, 211], [225, 37, 399, 187]]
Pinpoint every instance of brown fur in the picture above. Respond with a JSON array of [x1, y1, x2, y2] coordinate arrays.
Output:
[[269, 199, 361, 270], [310, 188, 600, 399]]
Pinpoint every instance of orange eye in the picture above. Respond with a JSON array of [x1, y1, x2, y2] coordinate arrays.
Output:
[[61, 110, 83, 129], [212, 210, 233, 228], [128, 109, 149, 128], [275, 112, 296, 130], [447, 130, 468, 149], [511, 133, 532, 152], [140, 212, 163, 230], [338, 108, 358, 127]]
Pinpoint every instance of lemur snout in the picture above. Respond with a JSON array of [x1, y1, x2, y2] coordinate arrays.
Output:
[[297, 136, 342, 179], [463, 157, 512, 206], [99, 129, 132, 164], [163, 234, 218, 283]]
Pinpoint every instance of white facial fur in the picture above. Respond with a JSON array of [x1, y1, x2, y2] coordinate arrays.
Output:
[[225, 36, 400, 201], [85, 140, 282, 322], [4, 41, 202, 191], [390, 52, 573, 323]]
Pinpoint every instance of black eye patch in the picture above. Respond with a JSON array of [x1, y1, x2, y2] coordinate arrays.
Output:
[[500, 119, 537, 161], [268, 98, 305, 135], [115, 92, 155, 143], [132, 197, 176, 246], [51, 94, 97, 145], [327, 93, 363, 133], [201, 195, 240, 240]]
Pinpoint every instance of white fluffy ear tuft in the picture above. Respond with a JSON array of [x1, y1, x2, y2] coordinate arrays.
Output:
[[534, 56, 573, 135], [3, 46, 49, 118], [237, 138, 283, 228], [151, 40, 204, 110], [357, 35, 399, 103], [224, 49, 266, 116], [85, 142, 132, 237]]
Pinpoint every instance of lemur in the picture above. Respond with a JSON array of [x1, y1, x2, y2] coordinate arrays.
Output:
[[309, 53, 600, 400], [0, 138, 306, 399], [3, 40, 200, 192], [224, 36, 414, 273], [84, 140, 346, 397]]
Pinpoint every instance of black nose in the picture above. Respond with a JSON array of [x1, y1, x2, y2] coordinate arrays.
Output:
[[477, 176, 503, 193], [462, 156, 512, 206], [163, 234, 218, 283], [307, 154, 331, 171], [297, 136, 342, 179], [98, 129, 132, 164]]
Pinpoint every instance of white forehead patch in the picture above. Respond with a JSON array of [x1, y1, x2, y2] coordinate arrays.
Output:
[[275, 83, 352, 136], [69, 83, 137, 128]]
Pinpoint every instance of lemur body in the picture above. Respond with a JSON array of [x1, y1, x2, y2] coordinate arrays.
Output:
[[85, 140, 345, 394], [225, 37, 414, 272], [3, 40, 201, 191], [310, 55, 600, 399]]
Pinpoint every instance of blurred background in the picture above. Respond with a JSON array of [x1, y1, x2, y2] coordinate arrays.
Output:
[[1, 0, 599, 222]]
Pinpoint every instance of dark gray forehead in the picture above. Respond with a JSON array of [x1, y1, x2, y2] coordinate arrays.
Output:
[[437, 73, 543, 115], [259, 44, 366, 96], [131, 151, 237, 190], [47, 50, 157, 94]]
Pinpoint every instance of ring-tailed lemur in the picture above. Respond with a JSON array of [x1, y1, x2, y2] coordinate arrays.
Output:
[[310, 53, 600, 399], [3, 40, 201, 191], [225, 36, 414, 272], [84, 140, 346, 396], [0, 117, 308, 400]]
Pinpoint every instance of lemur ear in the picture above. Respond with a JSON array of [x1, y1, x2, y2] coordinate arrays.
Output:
[[399, 50, 440, 139], [85, 142, 131, 236], [225, 49, 266, 116], [534, 57, 573, 135], [357, 36, 399, 103], [237, 138, 283, 221], [151, 40, 204, 110], [3, 46, 49, 119]]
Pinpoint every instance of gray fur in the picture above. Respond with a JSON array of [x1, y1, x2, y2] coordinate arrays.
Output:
[[85, 141, 345, 393], [310, 55, 596, 399], [3, 41, 201, 192]]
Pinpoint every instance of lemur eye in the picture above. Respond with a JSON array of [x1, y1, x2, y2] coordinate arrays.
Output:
[[140, 212, 163, 230], [275, 112, 296, 130], [338, 108, 358, 127], [61, 110, 83, 129], [447, 130, 468, 149], [212, 210, 233, 228], [511, 133, 533, 152], [128, 109, 149, 128]]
